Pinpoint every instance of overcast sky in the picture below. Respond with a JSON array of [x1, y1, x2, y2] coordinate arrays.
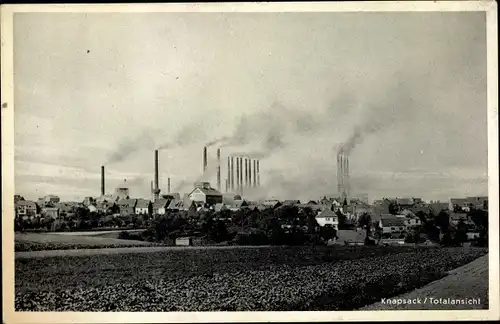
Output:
[[14, 11, 488, 203]]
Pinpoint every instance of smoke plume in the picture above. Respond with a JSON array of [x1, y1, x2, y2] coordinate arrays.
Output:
[[105, 131, 155, 165]]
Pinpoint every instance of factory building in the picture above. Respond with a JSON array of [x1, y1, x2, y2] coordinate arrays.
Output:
[[188, 181, 223, 205]]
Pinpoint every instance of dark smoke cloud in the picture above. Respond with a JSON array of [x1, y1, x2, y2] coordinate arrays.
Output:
[[105, 131, 154, 165]]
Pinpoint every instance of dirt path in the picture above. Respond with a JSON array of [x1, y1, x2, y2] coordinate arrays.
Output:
[[361, 254, 489, 310]]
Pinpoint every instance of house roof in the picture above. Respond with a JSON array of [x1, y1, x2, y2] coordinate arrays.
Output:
[[450, 198, 468, 205], [214, 203, 228, 212], [190, 187, 222, 197], [380, 217, 406, 227], [136, 199, 151, 209], [117, 199, 137, 208], [43, 207, 59, 212], [283, 200, 300, 206], [317, 209, 337, 218], [396, 198, 414, 205], [167, 199, 184, 209], [153, 199, 170, 209], [16, 200, 37, 208]]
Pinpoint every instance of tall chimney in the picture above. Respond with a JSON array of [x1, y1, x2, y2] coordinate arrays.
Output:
[[227, 157, 231, 192], [216, 148, 221, 191], [244, 158, 248, 188], [153, 150, 160, 201], [236, 157, 240, 193], [257, 160, 260, 187], [203, 146, 208, 173], [167, 177, 171, 194], [230, 156, 235, 191], [239, 157, 243, 193], [100, 165, 105, 196], [337, 154, 341, 195], [248, 158, 252, 188], [253, 160, 256, 187]]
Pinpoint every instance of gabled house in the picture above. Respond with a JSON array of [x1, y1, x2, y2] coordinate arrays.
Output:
[[188, 182, 223, 205], [214, 203, 229, 213], [96, 201, 119, 215], [450, 198, 469, 212], [316, 208, 339, 228], [262, 200, 282, 209], [117, 199, 138, 216], [379, 216, 406, 237], [135, 199, 152, 215], [153, 199, 171, 215], [42, 207, 60, 219], [228, 200, 248, 211], [15, 200, 39, 217]]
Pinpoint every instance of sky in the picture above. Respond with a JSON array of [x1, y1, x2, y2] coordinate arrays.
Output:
[[13, 11, 488, 203]]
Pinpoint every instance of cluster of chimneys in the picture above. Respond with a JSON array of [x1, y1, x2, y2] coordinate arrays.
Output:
[[337, 151, 350, 200], [100, 149, 172, 202], [203, 146, 261, 195]]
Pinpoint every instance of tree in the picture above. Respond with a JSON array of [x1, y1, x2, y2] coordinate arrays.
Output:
[[435, 210, 450, 234], [454, 219, 468, 245], [357, 212, 372, 239], [319, 224, 337, 243], [388, 202, 399, 215], [336, 210, 347, 229]]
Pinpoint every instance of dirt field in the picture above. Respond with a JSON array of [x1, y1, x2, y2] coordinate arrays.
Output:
[[15, 232, 151, 246], [361, 253, 489, 310]]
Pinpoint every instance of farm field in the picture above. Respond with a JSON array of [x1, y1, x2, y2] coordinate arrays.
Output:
[[15, 246, 487, 311], [15, 232, 157, 252], [361, 253, 489, 310]]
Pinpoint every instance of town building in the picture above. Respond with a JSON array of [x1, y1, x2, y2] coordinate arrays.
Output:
[[42, 207, 60, 219], [117, 199, 138, 216], [135, 199, 152, 215], [15, 200, 39, 218], [316, 209, 339, 229], [379, 216, 407, 238], [188, 182, 223, 205], [153, 198, 171, 215]]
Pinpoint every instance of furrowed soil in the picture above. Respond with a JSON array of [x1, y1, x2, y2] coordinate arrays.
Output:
[[15, 246, 487, 311]]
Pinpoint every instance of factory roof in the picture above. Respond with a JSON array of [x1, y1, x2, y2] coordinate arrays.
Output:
[[189, 187, 222, 197], [136, 199, 151, 209]]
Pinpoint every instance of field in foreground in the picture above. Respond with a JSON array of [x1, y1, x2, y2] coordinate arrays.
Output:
[[15, 232, 157, 252], [15, 246, 487, 311], [362, 253, 489, 310]]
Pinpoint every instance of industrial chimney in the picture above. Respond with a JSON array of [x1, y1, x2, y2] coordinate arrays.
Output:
[[256, 160, 260, 187], [203, 146, 208, 173], [239, 157, 243, 194], [216, 148, 221, 191], [227, 157, 231, 192], [244, 158, 248, 188], [230, 156, 235, 191], [153, 150, 161, 201], [236, 157, 240, 193], [248, 158, 252, 188], [253, 160, 256, 188], [101, 165, 105, 196], [167, 177, 171, 194]]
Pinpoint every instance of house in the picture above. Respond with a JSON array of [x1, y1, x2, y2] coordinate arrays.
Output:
[[214, 203, 229, 213], [450, 198, 469, 212], [283, 200, 300, 206], [403, 216, 422, 228], [135, 199, 152, 215], [42, 207, 60, 219], [316, 209, 339, 229], [96, 201, 119, 214], [15, 200, 39, 217], [117, 199, 138, 216], [262, 199, 282, 209], [379, 216, 407, 238], [167, 199, 184, 211], [228, 200, 248, 211], [153, 199, 171, 215], [450, 212, 470, 226], [466, 196, 488, 211], [188, 182, 223, 205], [87, 204, 98, 213]]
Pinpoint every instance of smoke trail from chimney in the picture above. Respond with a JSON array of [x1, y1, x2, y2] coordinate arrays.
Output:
[[101, 165, 105, 196]]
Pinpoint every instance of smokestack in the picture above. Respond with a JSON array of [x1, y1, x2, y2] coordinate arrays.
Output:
[[217, 148, 221, 191], [153, 150, 160, 201], [225, 179, 228, 193], [236, 157, 240, 193], [227, 157, 231, 192], [253, 160, 256, 188], [337, 154, 341, 195], [239, 157, 243, 194], [230, 156, 235, 191], [248, 158, 252, 188], [167, 177, 171, 194], [257, 160, 260, 187], [244, 158, 248, 188], [203, 146, 208, 173], [100, 165, 105, 196]]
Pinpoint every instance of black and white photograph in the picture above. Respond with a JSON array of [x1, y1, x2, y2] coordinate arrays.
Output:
[[2, 2, 498, 322]]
